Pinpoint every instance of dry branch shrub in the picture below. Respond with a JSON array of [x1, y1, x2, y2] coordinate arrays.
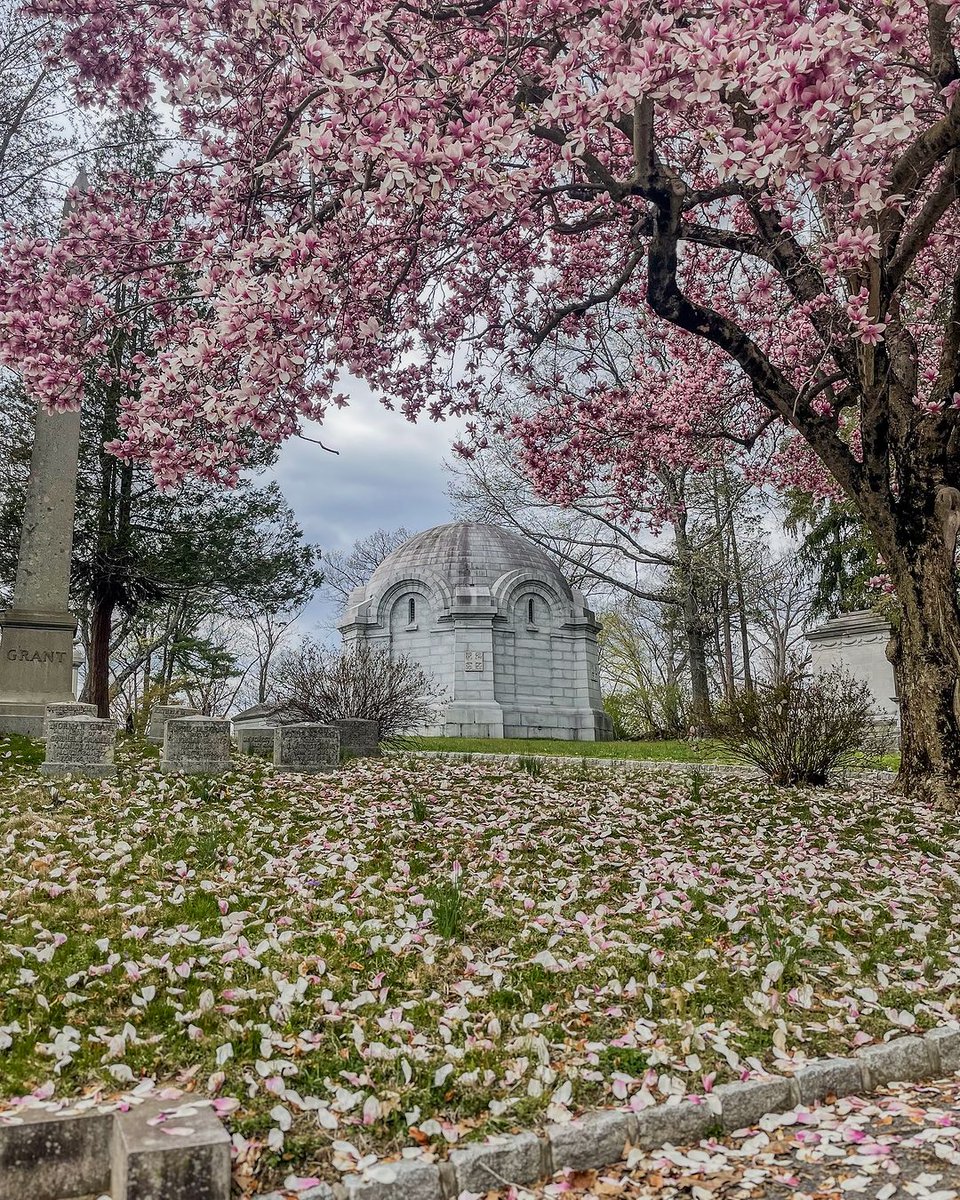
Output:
[[270, 641, 442, 743], [715, 668, 879, 786]]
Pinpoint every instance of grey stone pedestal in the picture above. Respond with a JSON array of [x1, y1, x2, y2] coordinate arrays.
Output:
[[0, 609, 78, 737], [162, 717, 232, 774], [41, 715, 117, 778], [275, 723, 340, 773]]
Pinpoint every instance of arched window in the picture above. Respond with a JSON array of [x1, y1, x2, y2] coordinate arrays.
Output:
[[527, 596, 536, 624], [408, 596, 417, 624]]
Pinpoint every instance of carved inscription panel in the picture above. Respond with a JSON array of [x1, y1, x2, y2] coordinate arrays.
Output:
[[464, 651, 485, 672], [5, 648, 67, 663]]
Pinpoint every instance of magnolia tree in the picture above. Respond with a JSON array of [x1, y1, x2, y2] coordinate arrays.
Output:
[[4, 0, 960, 801]]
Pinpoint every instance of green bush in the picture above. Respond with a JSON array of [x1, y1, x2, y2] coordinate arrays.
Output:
[[714, 669, 877, 786], [603, 686, 687, 740]]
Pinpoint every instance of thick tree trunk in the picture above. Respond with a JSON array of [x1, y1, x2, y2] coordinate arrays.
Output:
[[673, 515, 712, 730], [887, 525, 960, 808], [87, 590, 115, 718]]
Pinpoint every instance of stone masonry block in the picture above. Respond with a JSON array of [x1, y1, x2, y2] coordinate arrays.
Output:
[[341, 1160, 441, 1200], [633, 1100, 715, 1150], [41, 715, 116, 779], [925, 1027, 960, 1075], [548, 1109, 637, 1172], [274, 723, 340, 774], [855, 1036, 931, 1086], [111, 1099, 231, 1200], [0, 1106, 112, 1200], [793, 1057, 866, 1105], [42, 701, 96, 740], [161, 717, 231, 775], [713, 1077, 794, 1131], [449, 1131, 545, 1192]]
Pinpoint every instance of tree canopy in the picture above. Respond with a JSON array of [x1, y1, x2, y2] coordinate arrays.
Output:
[[5, 0, 960, 797]]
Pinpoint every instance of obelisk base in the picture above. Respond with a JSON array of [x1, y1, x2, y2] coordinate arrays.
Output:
[[0, 608, 78, 737]]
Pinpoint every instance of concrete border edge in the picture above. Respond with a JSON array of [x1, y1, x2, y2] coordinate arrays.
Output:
[[337, 1026, 958, 1200]]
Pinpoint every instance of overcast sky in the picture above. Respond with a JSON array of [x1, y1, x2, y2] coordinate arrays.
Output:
[[271, 381, 466, 634]]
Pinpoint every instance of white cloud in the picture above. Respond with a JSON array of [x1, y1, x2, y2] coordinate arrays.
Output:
[[270, 379, 466, 633]]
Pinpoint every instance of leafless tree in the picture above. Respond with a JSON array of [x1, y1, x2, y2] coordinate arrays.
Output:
[[270, 641, 444, 741], [0, 1, 77, 227], [321, 527, 412, 607]]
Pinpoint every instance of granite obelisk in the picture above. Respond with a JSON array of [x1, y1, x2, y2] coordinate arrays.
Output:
[[0, 173, 86, 736]]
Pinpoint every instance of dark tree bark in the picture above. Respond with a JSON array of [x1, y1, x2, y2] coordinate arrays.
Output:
[[86, 588, 115, 717], [672, 506, 712, 729]]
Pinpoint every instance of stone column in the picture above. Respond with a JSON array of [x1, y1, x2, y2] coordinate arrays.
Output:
[[0, 173, 87, 739], [0, 402, 82, 736], [444, 587, 504, 738]]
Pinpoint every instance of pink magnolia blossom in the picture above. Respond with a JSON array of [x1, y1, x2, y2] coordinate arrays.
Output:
[[0, 0, 951, 514]]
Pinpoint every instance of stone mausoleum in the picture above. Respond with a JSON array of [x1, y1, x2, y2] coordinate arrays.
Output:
[[338, 522, 612, 740], [806, 608, 898, 727]]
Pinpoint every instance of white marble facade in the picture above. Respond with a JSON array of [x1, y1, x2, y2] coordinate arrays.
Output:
[[806, 608, 898, 724], [338, 522, 613, 740]]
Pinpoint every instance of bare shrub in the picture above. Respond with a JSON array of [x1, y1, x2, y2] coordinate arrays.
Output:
[[715, 668, 878, 786], [270, 641, 442, 743]]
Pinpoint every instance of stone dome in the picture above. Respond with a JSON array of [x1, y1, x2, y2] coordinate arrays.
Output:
[[367, 521, 574, 598]]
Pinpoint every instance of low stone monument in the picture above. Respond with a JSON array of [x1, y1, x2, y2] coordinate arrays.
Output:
[[161, 716, 232, 774], [274, 723, 340, 773], [333, 718, 380, 759], [43, 701, 97, 740], [236, 727, 276, 756], [146, 703, 199, 743], [41, 715, 117, 778], [806, 609, 898, 726]]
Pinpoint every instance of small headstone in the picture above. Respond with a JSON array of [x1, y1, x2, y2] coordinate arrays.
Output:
[[333, 718, 380, 759], [162, 716, 231, 774], [41, 715, 117, 778], [43, 701, 97, 740], [236, 726, 277, 757], [274, 723, 340, 773], [146, 703, 199, 743]]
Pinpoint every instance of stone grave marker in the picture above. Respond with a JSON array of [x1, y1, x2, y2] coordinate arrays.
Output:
[[162, 716, 232, 774], [41, 715, 117, 778], [147, 703, 199, 743], [43, 700, 96, 740], [333, 717, 380, 759], [236, 726, 277, 757], [274, 723, 340, 773]]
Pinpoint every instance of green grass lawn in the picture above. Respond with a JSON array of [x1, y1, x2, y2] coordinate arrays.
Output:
[[0, 738, 933, 1192], [412, 735, 726, 761], [411, 734, 899, 771]]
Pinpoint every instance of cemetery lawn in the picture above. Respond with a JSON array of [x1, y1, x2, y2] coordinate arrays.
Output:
[[412, 735, 727, 761], [0, 740, 947, 1192], [412, 734, 900, 772]]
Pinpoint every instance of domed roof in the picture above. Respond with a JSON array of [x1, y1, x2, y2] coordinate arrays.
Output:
[[367, 522, 573, 598]]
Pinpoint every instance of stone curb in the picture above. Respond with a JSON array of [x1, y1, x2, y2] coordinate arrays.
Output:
[[0, 1097, 229, 1199], [2, 1030, 952, 1198], [396, 749, 896, 787], [337, 1027, 959, 1200]]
